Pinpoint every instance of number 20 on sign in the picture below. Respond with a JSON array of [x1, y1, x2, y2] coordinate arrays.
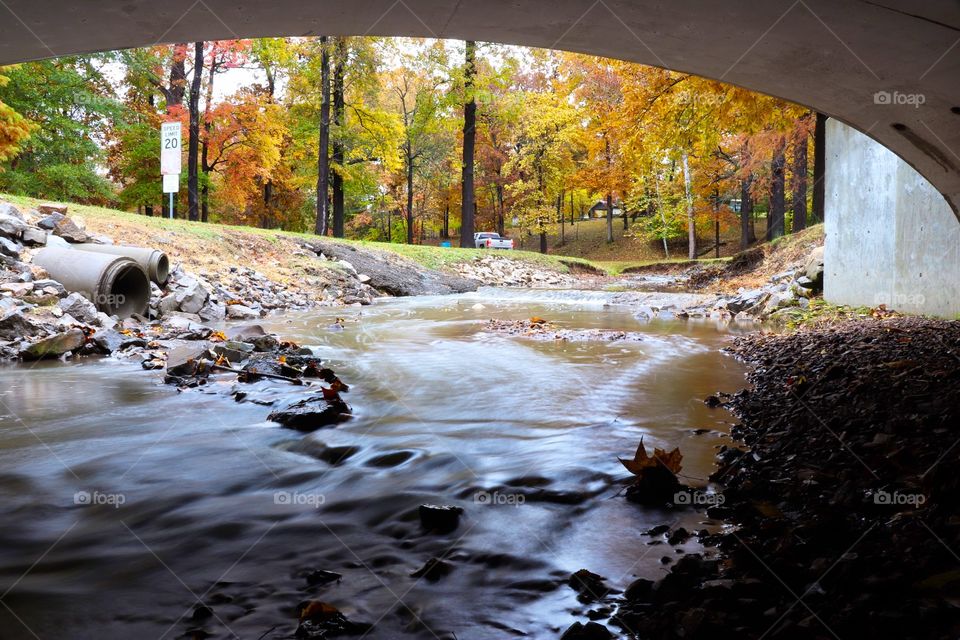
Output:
[[160, 122, 181, 175]]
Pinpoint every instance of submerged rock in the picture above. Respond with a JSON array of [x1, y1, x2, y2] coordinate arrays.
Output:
[[418, 504, 463, 534]]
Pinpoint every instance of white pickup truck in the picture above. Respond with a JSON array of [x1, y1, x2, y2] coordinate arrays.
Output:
[[474, 232, 514, 250]]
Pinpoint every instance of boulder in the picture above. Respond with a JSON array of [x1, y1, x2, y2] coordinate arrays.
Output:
[[198, 301, 226, 321], [804, 246, 825, 290], [20, 328, 85, 360], [0, 237, 22, 258], [175, 281, 209, 314], [0, 214, 27, 238], [0, 202, 23, 220], [0, 310, 41, 340], [59, 292, 98, 323], [52, 217, 88, 243], [21, 227, 47, 246], [226, 304, 259, 320], [158, 293, 179, 314], [37, 212, 64, 230]]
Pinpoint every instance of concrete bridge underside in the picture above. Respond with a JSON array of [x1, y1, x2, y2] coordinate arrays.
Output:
[[1, 0, 960, 216]]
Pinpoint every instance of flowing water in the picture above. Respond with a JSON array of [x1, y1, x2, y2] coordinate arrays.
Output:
[[0, 288, 752, 639]]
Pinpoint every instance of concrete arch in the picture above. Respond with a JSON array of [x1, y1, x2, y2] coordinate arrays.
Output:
[[1, 0, 959, 215]]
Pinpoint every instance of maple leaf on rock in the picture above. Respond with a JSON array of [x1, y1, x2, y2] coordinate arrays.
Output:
[[619, 437, 683, 476]]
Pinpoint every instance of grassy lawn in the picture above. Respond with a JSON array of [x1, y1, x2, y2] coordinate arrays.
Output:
[[0, 193, 610, 275]]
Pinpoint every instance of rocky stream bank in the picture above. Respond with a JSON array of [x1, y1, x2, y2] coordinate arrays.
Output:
[[575, 316, 960, 640]]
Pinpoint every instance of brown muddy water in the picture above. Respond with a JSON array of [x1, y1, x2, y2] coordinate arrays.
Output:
[[0, 288, 753, 639]]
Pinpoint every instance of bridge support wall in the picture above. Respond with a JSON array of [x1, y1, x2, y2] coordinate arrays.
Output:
[[825, 120, 960, 318]]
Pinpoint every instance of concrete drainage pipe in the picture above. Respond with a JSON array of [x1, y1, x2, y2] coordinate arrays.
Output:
[[72, 243, 170, 286], [33, 248, 151, 318]]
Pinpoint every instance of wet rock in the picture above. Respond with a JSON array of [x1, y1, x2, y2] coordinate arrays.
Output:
[[165, 345, 211, 377], [418, 504, 463, 534], [211, 341, 253, 364], [92, 329, 147, 354], [569, 569, 614, 602], [624, 464, 681, 506], [560, 621, 613, 640], [410, 557, 453, 582], [295, 601, 371, 638], [304, 569, 342, 587], [20, 328, 85, 360], [268, 396, 352, 431], [365, 450, 415, 468], [227, 324, 278, 351]]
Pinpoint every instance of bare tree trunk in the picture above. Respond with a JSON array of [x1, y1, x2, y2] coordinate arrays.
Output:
[[740, 174, 754, 250], [459, 41, 477, 248], [812, 112, 826, 224], [406, 145, 414, 244], [605, 192, 614, 243], [315, 37, 331, 236], [187, 41, 203, 222], [332, 37, 346, 238], [767, 137, 786, 241], [655, 173, 670, 259], [559, 192, 565, 245], [713, 189, 721, 258], [496, 185, 505, 236], [792, 135, 808, 232], [682, 151, 695, 259]]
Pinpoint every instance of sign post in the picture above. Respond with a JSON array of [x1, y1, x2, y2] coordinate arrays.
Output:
[[160, 122, 182, 220]]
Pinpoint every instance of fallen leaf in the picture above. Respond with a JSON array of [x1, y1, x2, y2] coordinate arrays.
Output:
[[619, 438, 683, 476]]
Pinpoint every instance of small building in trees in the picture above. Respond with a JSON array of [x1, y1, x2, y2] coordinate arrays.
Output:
[[584, 199, 625, 219]]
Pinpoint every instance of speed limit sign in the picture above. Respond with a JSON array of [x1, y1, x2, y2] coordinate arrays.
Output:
[[160, 122, 181, 175]]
